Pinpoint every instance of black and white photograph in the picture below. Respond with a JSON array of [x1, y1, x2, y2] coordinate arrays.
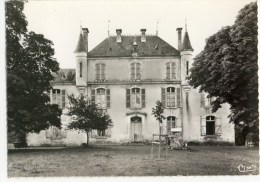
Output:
[[0, 0, 259, 180]]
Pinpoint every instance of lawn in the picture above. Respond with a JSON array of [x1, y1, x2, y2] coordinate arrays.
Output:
[[8, 145, 259, 177]]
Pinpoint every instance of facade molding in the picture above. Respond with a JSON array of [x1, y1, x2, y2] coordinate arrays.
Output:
[[88, 80, 182, 85]]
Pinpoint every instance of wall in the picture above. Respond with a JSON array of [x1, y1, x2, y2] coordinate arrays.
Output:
[[87, 57, 181, 82]]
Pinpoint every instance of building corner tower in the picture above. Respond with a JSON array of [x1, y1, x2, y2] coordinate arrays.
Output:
[[75, 28, 89, 95]]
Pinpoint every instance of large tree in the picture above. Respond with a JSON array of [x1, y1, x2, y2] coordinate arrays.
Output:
[[189, 2, 258, 135], [66, 94, 112, 146], [6, 0, 62, 143]]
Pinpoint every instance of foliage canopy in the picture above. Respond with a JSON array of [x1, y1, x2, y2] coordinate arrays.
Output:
[[189, 2, 258, 133], [6, 0, 62, 141], [66, 94, 112, 146]]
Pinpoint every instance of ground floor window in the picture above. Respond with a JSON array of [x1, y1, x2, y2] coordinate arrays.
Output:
[[166, 116, 176, 134], [91, 127, 111, 138], [206, 116, 215, 135], [46, 126, 67, 140]]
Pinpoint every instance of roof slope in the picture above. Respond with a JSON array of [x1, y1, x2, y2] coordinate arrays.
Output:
[[181, 32, 193, 51], [51, 69, 76, 83], [88, 35, 180, 57]]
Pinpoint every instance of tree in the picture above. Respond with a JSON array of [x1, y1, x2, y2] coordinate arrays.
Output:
[[66, 94, 112, 146], [152, 101, 166, 158], [189, 2, 258, 137], [6, 0, 62, 144]]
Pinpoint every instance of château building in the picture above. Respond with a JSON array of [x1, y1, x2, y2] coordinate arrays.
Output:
[[27, 27, 235, 146]]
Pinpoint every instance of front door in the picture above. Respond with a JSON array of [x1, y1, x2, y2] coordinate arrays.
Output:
[[130, 116, 142, 142]]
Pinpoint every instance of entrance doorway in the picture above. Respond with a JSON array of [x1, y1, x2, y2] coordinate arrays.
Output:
[[130, 116, 142, 142]]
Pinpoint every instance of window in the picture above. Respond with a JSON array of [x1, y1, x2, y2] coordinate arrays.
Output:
[[200, 93, 214, 108], [186, 61, 189, 76], [166, 87, 175, 107], [130, 62, 141, 80], [91, 127, 111, 138], [91, 88, 110, 109], [50, 89, 66, 109], [161, 87, 181, 108], [46, 126, 67, 140], [95, 63, 106, 81], [201, 115, 221, 136], [131, 88, 141, 108], [126, 88, 145, 109], [166, 116, 176, 134], [166, 62, 176, 80], [80, 62, 82, 77], [206, 116, 215, 135]]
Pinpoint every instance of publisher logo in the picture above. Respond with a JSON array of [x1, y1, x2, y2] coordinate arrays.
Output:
[[238, 164, 256, 173]]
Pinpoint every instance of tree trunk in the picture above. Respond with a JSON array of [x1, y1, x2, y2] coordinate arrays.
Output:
[[158, 123, 161, 158], [86, 130, 89, 147]]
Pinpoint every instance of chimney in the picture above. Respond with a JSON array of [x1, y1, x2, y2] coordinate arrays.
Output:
[[82, 28, 89, 52], [176, 27, 183, 51], [116, 29, 122, 43], [140, 29, 146, 42]]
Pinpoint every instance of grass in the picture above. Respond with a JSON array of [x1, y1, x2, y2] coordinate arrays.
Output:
[[8, 145, 259, 177]]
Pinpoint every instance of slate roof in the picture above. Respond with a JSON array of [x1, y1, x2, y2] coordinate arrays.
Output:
[[88, 35, 180, 57], [51, 69, 76, 84], [181, 31, 193, 51], [75, 33, 86, 53]]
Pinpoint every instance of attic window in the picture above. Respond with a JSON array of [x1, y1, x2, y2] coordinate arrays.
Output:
[[109, 47, 112, 51], [155, 45, 159, 50]]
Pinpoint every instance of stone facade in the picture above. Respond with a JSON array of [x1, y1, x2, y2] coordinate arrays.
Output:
[[27, 27, 235, 146]]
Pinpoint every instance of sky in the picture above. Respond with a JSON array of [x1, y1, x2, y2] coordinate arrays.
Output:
[[23, 0, 254, 69]]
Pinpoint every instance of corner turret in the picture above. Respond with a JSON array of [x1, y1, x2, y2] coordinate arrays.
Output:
[[75, 28, 89, 94], [180, 25, 193, 83]]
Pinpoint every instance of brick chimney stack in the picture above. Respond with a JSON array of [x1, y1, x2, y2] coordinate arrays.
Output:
[[140, 29, 146, 42], [116, 29, 122, 43]]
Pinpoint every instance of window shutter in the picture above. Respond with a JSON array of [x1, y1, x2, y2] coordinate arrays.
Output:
[[141, 89, 145, 108], [61, 129, 67, 138], [176, 88, 181, 107], [126, 89, 131, 108], [130, 63, 134, 80], [91, 89, 95, 104], [101, 63, 105, 80], [137, 63, 141, 80], [161, 88, 166, 107], [91, 130, 97, 138], [46, 128, 51, 138], [171, 62, 176, 79], [95, 64, 99, 80], [106, 89, 110, 108], [61, 90, 66, 109], [105, 127, 111, 137], [166, 62, 170, 79], [200, 93, 205, 107], [215, 117, 222, 136], [200, 116, 206, 136]]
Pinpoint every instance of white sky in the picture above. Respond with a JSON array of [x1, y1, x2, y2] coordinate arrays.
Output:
[[24, 0, 254, 69]]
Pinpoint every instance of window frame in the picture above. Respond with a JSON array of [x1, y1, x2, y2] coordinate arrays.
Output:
[[166, 116, 176, 134], [130, 87, 142, 109], [50, 89, 66, 109], [130, 62, 141, 81], [166, 62, 176, 80], [95, 63, 106, 81]]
